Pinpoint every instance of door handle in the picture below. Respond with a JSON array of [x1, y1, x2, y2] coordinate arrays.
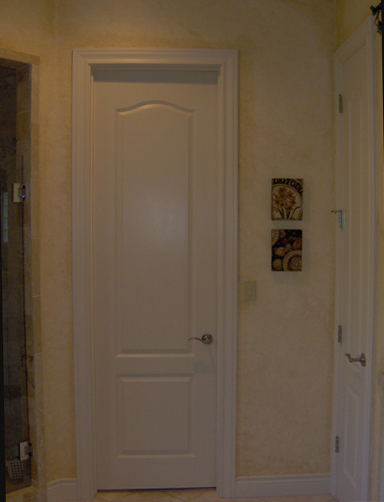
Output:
[[345, 353, 366, 367], [188, 334, 213, 345]]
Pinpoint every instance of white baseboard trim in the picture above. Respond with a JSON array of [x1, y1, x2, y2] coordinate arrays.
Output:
[[46, 474, 329, 500], [47, 479, 78, 502], [235, 474, 331, 498]]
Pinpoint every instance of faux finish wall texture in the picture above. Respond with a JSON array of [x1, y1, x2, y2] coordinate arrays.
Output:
[[0, 0, 338, 485]]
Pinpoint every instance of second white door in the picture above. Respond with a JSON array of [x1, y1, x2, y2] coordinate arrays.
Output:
[[92, 68, 219, 490], [333, 17, 376, 502]]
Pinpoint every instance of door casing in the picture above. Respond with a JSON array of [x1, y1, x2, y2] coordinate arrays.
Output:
[[72, 48, 238, 501]]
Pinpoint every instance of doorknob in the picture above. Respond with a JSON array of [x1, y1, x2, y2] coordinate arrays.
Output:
[[345, 353, 366, 367], [188, 334, 213, 345]]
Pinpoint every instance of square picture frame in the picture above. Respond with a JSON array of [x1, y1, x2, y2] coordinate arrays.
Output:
[[271, 178, 303, 220]]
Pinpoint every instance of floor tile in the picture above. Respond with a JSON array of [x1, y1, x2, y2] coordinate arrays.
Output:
[[117, 491, 185, 502], [190, 490, 222, 501], [229, 499, 269, 502], [223, 498, 268, 502], [97, 492, 132, 502], [201, 496, 265, 502], [257, 496, 336, 502], [73, 490, 338, 502], [162, 489, 212, 501]]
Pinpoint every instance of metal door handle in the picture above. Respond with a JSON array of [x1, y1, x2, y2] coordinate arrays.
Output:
[[188, 334, 213, 345], [345, 353, 366, 367]]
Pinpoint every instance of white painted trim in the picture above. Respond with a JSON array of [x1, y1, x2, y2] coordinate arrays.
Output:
[[47, 479, 78, 502], [380, 374, 384, 502], [380, 411, 384, 502], [72, 49, 238, 501], [331, 15, 377, 500], [235, 474, 331, 498]]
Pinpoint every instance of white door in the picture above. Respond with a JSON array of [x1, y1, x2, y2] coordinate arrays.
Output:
[[333, 17, 376, 502], [91, 68, 218, 490]]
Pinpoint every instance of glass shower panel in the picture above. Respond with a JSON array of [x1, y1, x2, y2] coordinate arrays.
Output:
[[1, 65, 31, 492]]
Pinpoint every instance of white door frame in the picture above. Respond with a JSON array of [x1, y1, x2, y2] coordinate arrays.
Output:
[[331, 16, 377, 499], [72, 49, 238, 501], [380, 385, 384, 502]]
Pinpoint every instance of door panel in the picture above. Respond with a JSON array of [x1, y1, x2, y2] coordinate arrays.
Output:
[[117, 103, 190, 351], [334, 18, 376, 502], [92, 69, 218, 489], [117, 376, 191, 451]]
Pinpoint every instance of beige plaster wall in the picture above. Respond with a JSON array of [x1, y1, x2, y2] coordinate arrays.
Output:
[[336, 1, 384, 500], [336, 0, 378, 45], [1, 0, 337, 485], [0, 0, 74, 485]]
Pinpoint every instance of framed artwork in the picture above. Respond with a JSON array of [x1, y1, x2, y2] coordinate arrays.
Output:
[[272, 229, 302, 271], [271, 178, 303, 220]]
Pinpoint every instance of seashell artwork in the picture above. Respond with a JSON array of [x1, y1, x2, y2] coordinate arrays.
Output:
[[272, 178, 303, 220], [272, 229, 302, 271]]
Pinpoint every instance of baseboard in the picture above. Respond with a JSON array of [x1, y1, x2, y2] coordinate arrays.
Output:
[[235, 473, 331, 498], [47, 479, 78, 502], [46, 474, 329, 500]]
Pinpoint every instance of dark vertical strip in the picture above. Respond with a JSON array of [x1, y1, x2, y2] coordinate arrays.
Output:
[[382, 6, 384, 143], [0, 136, 5, 501], [370, 4, 384, 138]]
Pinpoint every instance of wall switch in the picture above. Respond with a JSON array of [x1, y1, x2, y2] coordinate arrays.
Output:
[[19, 441, 31, 461], [244, 281, 256, 301]]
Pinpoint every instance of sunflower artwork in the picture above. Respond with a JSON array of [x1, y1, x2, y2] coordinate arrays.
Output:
[[271, 178, 303, 220]]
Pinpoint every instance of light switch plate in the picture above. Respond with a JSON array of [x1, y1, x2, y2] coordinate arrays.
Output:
[[19, 441, 30, 461]]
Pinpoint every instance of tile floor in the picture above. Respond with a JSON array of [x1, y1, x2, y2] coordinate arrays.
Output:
[[75, 489, 338, 502]]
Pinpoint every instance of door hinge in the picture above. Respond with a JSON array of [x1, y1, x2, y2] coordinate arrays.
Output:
[[12, 183, 26, 203], [335, 436, 340, 453], [331, 209, 345, 229], [338, 325, 342, 344], [339, 94, 343, 113]]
